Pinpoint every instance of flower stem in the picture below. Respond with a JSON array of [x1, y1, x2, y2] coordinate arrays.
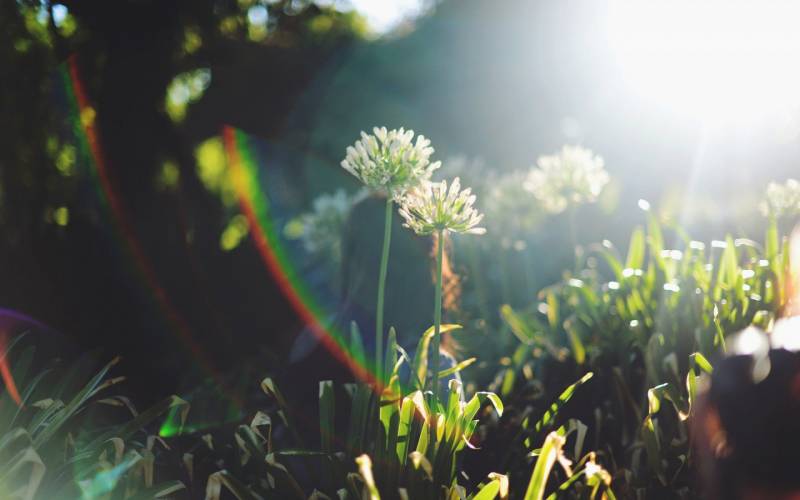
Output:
[[375, 197, 393, 385], [432, 228, 444, 410]]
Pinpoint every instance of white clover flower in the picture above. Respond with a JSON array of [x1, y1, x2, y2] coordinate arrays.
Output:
[[341, 127, 441, 200], [760, 178, 800, 217], [290, 189, 365, 261], [398, 177, 486, 236], [524, 145, 609, 214]]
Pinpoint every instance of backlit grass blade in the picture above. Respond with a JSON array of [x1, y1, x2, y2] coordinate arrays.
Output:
[[535, 373, 592, 433], [472, 472, 508, 500], [32, 356, 120, 449], [437, 357, 476, 379], [411, 324, 462, 390], [355, 454, 380, 500], [205, 469, 264, 500], [319, 381, 335, 453], [349, 322, 367, 377], [127, 480, 186, 499], [396, 395, 416, 464], [625, 226, 645, 270], [0, 445, 45, 500], [523, 432, 565, 500]]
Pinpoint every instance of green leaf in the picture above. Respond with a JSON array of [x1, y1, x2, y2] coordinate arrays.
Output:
[[205, 469, 264, 500], [766, 215, 779, 259], [473, 473, 507, 500], [265, 453, 305, 498], [396, 393, 418, 464], [84, 395, 189, 454], [546, 293, 559, 330], [625, 226, 645, 270], [415, 417, 429, 456], [384, 327, 398, 386], [647, 384, 667, 415], [641, 416, 665, 485], [500, 305, 536, 345], [686, 368, 697, 416], [563, 319, 586, 365], [127, 480, 186, 499], [411, 324, 462, 390], [463, 392, 504, 423], [0, 445, 45, 500], [523, 432, 565, 500], [646, 212, 664, 256], [347, 383, 372, 453], [437, 357, 476, 378], [125, 395, 188, 441], [32, 357, 120, 449], [355, 454, 380, 500], [689, 352, 713, 374], [714, 237, 739, 299], [473, 481, 500, 500], [349, 322, 367, 376], [535, 373, 593, 433], [319, 380, 335, 453]]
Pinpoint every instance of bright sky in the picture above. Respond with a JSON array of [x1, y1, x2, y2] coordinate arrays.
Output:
[[346, 0, 426, 33]]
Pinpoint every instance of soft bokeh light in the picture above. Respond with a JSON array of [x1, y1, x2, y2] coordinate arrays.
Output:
[[347, 0, 427, 33], [607, 0, 800, 125], [165, 68, 211, 122], [52, 3, 68, 26]]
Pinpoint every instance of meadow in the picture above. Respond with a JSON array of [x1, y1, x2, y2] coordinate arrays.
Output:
[[2, 125, 798, 498], [4, 1, 800, 498]]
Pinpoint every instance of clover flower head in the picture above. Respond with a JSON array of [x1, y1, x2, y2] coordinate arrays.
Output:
[[341, 127, 441, 200], [398, 177, 486, 236], [761, 178, 800, 217], [524, 145, 609, 214]]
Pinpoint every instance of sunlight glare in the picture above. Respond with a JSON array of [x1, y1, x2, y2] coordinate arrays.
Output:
[[607, 0, 800, 124], [347, 0, 426, 33]]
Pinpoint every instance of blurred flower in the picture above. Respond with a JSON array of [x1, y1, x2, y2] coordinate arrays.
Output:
[[761, 178, 800, 217], [483, 169, 544, 236], [584, 458, 612, 488], [398, 177, 485, 235], [524, 145, 609, 214], [287, 189, 364, 261], [341, 127, 441, 200]]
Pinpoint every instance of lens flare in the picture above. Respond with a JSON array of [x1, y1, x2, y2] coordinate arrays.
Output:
[[0, 308, 60, 407], [60, 55, 242, 415], [222, 126, 379, 388], [59, 55, 381, 422], [0, 332, 21, 406]]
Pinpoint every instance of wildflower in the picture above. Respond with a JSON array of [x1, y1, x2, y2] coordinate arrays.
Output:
[[400, 177, 484, 409], [341, 127, 441, 200], [341, 126, 441, 381], [524, 145, 609, 214], [760, 178, 800, 217], [398, 177, 486, 236], [289, 189, 364, 262], [483, 169, 544, 235]]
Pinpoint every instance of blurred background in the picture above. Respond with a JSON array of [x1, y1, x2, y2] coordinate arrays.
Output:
[[2, 0, 799, 407]]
